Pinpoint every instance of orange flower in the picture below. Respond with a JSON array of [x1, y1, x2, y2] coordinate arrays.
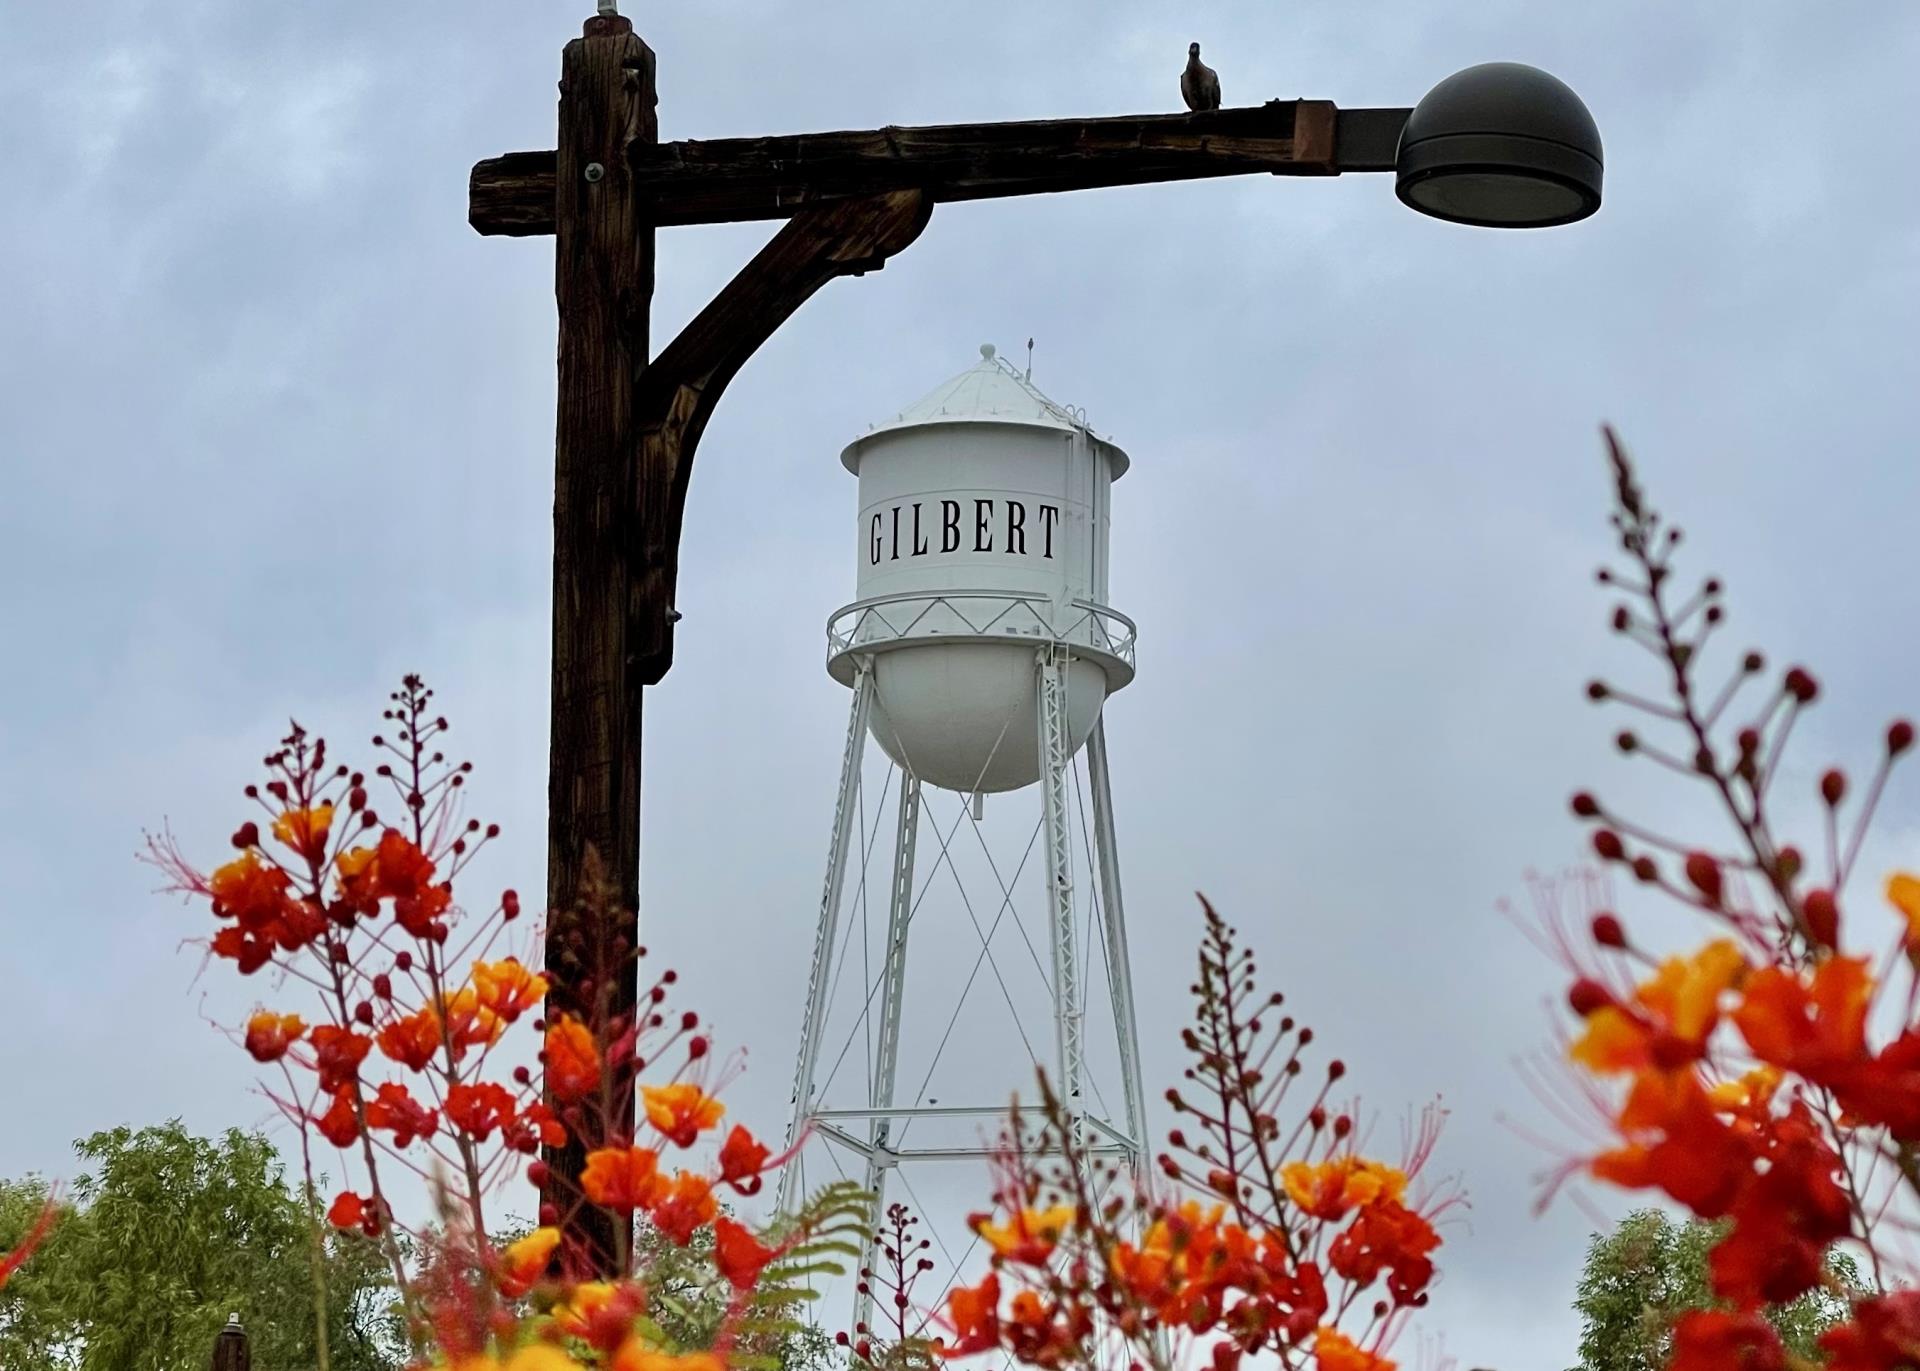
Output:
[[244, 1011, 305, 1063], [713, 1216, 778, 1291], [582, 1145, 666, 1212], [940, 1272, 1002, 1358], [0, 1200, 56, 1292], [1887, 872, 1920, 945], [973, 1204, 1075, 1266], [1314, 1328, 1394, 1371], [314, 1087, 361, 1147], [471, 957, 548, 1023], [1281, 1158, 1407, 1220], [364, 1082, 438, 1147], [1707, 1065, 1782, 1115], [648, 1170, 718, 1245], [549, 1280, 645, 1351], [1328, 1199, 1440, 1305], [272, 804, 335, 862], [210, 851, 293, 925], [377, 1007, 441, 1072], [446, 1082, 517, 1141], [643, 1082, 726, 1147], [1735, 955, 1872, 1079], [327, 1192, 367, 1229], [1592, 1071, 1755, 1219], [503, 1099, 569, 1153], [612, 1346, 723, 1371], [713, 1125, 772, 1195], [335, 844, 379, 905], [1670, 1310, 1787, 1371], [440, 987, 504, 1054], [498, 1225, 559, 1298], [501, 1350, 583, 1371], [1570, 940, 1746, 1074], [309, 1024, 373, 1092], [545, 1015, 600, 1102]]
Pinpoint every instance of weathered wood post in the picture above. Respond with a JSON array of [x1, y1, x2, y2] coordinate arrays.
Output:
[[542, 11, 656, 1272], [211, 1314, 250, 1371]]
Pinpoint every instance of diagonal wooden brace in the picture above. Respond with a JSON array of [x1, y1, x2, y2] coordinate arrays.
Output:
[[627, 187, 932, 683]]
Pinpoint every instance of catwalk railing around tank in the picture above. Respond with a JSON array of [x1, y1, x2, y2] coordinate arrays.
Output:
[[825, 589, 1137, 685]]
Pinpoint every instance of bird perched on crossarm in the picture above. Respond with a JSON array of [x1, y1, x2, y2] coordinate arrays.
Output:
[[1181, 42, 1221, 111]]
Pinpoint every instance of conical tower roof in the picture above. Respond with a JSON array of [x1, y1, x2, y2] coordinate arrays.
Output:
[[841, 344, 1129, 476]]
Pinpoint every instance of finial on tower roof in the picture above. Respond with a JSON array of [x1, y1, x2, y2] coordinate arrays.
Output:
[[980, 343, 996, 360]]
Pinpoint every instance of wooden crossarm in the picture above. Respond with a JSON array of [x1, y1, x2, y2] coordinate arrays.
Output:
[[471, 101, 1412, 236]]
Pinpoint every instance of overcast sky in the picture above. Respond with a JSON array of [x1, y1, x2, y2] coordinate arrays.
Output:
[[5, 1, 1920, 1366]]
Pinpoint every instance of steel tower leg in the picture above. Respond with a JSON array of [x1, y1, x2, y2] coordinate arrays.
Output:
[[1087, 719, 1147, 1172], [852, 772, 920, 1339], [1037, 650, 1084, 1141], [779, 663, 875, 1213]]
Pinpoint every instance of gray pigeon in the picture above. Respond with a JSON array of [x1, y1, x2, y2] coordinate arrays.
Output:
[[1181, 42, 1221, 111]]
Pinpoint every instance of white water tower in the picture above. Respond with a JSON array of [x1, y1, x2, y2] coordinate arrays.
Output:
[[780, 346, 1147, 1333]]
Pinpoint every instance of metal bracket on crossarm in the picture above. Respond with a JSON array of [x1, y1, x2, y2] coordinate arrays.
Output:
[[628, 189, 933, 682]]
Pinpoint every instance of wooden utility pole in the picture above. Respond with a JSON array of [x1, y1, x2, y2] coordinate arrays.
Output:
[[472, 9, 1432, 1273], [544, 12, 654, 1271]]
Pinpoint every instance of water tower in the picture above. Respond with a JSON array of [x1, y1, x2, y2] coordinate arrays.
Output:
[[779, 345, 1148, 1331]]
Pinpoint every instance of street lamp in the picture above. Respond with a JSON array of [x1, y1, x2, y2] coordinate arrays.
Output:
[[465, 19, 1606, 1272], [1396, 62, 1604, 228]]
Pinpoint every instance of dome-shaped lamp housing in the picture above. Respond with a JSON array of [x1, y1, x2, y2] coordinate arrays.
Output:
[[1396, 62, 1602, 228]]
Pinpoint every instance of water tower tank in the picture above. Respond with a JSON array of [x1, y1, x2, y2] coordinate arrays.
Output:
[[827, 345, 1136, 794]]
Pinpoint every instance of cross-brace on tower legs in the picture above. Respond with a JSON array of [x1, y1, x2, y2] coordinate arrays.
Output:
[[781, 649, 1148, 1337]]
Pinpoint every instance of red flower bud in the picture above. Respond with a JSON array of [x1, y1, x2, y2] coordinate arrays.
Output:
[[502, 889, 521, 921], [1684, 852, 1723, 904], [1568, 979, 1612, 1017], [538, 1203, 559, 1226], [1632, 856, 1659, 883], [1332, 1114, 1352, 1138], [1571, 792, 1601, 818], [1891, 720, 1916, 756], [1592, 914, 1627, 948], [1327, 1059, 1346, 1080], [372, 975, 392, 999], [1593, 830, 1626, 862], [1803, 889, 1839, 949], [394, 950, 413, 973], [681, 1011, 699, 1031], [688, 1035, 710, 1060], [232, 822, 260, 849], [1785, 667, 1819, 703], [1822, 769, 1847, 806], [353, 1002, 374, 1026]]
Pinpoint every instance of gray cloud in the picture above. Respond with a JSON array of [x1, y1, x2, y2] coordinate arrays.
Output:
[[4, 2, 1918, 1366]]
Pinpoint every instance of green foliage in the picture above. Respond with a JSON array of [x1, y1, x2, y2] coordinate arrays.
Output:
[[1570, 1209, 1864, 1371], [735, 1181, 874, 1371], [492, 1184, 867, 1371], [0, 1122, 401, 1371]]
